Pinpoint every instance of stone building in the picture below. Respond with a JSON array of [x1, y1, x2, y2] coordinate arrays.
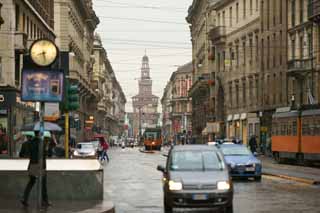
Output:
[[130, 55, 160, 138], [170, 62, 193, 142], [111, 77, 126, 137], [187, 0, 295, 145], [161, 80, 173, 144], [0, 0, 55, 156], [288, 0, 320, 106], [186, 0, 216, 143], [54, 0, 99, 140]]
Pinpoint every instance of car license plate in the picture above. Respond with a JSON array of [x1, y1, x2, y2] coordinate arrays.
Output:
[[192, 194, 208, 200], [246, 167, 255, 172]]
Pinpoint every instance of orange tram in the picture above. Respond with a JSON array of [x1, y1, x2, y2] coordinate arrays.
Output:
[[272, 108, 320, 164], [143, 128, 162, 151]]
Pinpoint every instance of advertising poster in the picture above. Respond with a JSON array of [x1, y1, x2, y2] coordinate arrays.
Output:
[[21, 70, 64, 102], [44, 103, 60, 121]]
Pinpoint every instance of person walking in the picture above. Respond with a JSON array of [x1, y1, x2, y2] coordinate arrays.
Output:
[[249, 135, 258, 154], [19, 135, 33, 158], [21, 131, 50, 207]]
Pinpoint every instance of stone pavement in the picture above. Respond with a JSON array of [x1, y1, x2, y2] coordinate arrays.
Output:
[[0, 199, 115, 213], [260, 155, 320, 184]]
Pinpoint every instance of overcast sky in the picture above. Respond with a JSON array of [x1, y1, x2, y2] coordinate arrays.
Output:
[[93, 0, 193, 112]]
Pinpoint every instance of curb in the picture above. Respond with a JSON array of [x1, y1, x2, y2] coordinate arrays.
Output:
[[139, 148, 155, 154], [263, 172, 319, 185]]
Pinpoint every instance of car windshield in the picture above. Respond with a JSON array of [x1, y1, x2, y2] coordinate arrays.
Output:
[[77, 143, 93, 149], [169, 150, 223, 171], [221, 146, 252, 156]]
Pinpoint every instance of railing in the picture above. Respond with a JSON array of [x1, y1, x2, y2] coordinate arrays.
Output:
[[308, 0, 320, 20], [209, 26, 226, 44], [287, 59, 313, 72]]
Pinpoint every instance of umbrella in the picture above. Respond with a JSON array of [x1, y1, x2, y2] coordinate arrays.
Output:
[[21, 122, 62, 132], [22, 131, 52, 138], [93, 134, 105, 139]]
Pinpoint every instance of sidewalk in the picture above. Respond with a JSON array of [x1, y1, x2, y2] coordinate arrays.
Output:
[[260, 155, 320, 185], [0, 200, 115, 213]]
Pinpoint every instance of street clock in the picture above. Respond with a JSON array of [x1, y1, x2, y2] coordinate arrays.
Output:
[[30, 39, 58, 67]]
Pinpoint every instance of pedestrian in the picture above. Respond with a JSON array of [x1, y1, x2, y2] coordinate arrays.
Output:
[[21, 131, 51, 207], [99, 137, 109, 162], [19, 135, 33, 158], [249, 135, 257, 154]]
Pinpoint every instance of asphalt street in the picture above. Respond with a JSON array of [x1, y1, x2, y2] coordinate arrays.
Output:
[[104, 147, 320, 213]]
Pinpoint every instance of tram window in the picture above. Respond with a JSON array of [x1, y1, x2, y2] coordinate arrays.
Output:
[[316, 120, 320, 135], [302, 121, 310, 136], [281, 123, 285, 135], [287, 122, 292, 136], [292, 121, 297, 136]]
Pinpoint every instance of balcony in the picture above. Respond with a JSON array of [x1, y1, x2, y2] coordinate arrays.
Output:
[[287, 59, 313, 76], [14, 32, 27, 52], [209, 26, 226, 44], [308, 0, 320, 22]]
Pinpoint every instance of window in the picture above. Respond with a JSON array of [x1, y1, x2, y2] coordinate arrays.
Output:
[[267, 0, 270, 30], [279, 1, 282, 24], [222, 51, 226, 71], [267, 36, 270, 69], [280, 30, 283, 65], [229, 7, 233, 27], [236, 3, 239, 23], [308, 33, 312, 57], [250, 0, 253, 15], [261, 38, 264, 70], [299, 35, 303, 59], [243, 41, 246, 66], [0, 57, 2, 81], [218, 13, 221, 26], [222, 11, 225, 26], [300, 0, 303, 23], [261, 1, 264, 31], [236, 84, 239, 107], [243, 81, 246, 106], [229, 83, 233, 107], [273, 0, 276, 26], [249, 38, 253, 65], [273, 33, 276, 67], [15, 4, 20, 31], [243, 0, 246, 18], [256, 78, 259, 103], [22, 13, 25, 32], [255, 35, 259, 61], [292, 0, 296, 27], [292, 37, 296, 59], [256, 0, 259, 11], [236, 45, 239, 66]]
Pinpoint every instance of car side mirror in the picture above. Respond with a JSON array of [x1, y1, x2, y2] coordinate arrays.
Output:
[[157, 165, 166, 173]]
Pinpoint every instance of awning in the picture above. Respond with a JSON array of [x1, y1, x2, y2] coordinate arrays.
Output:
[[227, 115, 233, 121], [240, 113, 247, 120], [233, 114, 240, 120], [202, 127, 208, 135], [207, 122, 221, 133]]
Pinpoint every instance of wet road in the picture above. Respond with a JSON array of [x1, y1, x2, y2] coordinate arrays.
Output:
[[104, 147, 320, 213]]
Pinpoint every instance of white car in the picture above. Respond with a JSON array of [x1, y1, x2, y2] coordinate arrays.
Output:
[[72, 143, 96, 159]]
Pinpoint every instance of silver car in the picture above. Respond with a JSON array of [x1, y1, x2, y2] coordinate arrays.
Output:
[[72, 143, 96, 159], [157, 145, 233, 213]]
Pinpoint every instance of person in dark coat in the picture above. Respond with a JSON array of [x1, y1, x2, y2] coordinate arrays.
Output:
[[19, 135, 33, 158], [21, 131, 50, 207], [249, 135, 258, 154]]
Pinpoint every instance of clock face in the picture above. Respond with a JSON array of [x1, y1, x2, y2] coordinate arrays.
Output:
[[30, 39, 58, 67]]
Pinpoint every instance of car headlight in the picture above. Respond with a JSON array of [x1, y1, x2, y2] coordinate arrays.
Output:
[[73, 151, 79, 156], [169, 180, 183, 191], [152, 142, 155, 145], [217, 181, 230, 190]]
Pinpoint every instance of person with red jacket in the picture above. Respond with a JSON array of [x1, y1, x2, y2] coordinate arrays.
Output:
[[99, 138, 109, 162]]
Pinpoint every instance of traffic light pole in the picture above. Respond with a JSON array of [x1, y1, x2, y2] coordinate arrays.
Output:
[[65, 112, 69, 158]]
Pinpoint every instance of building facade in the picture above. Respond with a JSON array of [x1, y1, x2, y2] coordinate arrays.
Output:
[[170, 62, 193, 143], [54, 0, 99, 140], [288, 0, 320, 107], [131, 55, 160, 138], [187, 0, 295, 146], [0, 0, 55, 156], [187, 0, 216, 143], [161, 80, 173, 144]]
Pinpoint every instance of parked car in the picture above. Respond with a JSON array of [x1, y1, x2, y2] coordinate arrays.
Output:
[[157, 145, 233, 213], [72, 142, 96, 159], [219, 144, 262, 181], [89, 140, 100, 152]]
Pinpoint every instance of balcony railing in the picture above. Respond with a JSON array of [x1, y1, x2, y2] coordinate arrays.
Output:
[[308, 0, 320, 21], [287, 59, 313, 73], [209, 26, 226, 44]]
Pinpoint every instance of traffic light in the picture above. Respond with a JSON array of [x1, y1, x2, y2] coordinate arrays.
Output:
[[64, 80, 79, 111]]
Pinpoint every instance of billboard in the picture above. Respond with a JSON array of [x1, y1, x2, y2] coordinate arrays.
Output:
[[21, 69, 64, 102], [44, 103, 60, 121]]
